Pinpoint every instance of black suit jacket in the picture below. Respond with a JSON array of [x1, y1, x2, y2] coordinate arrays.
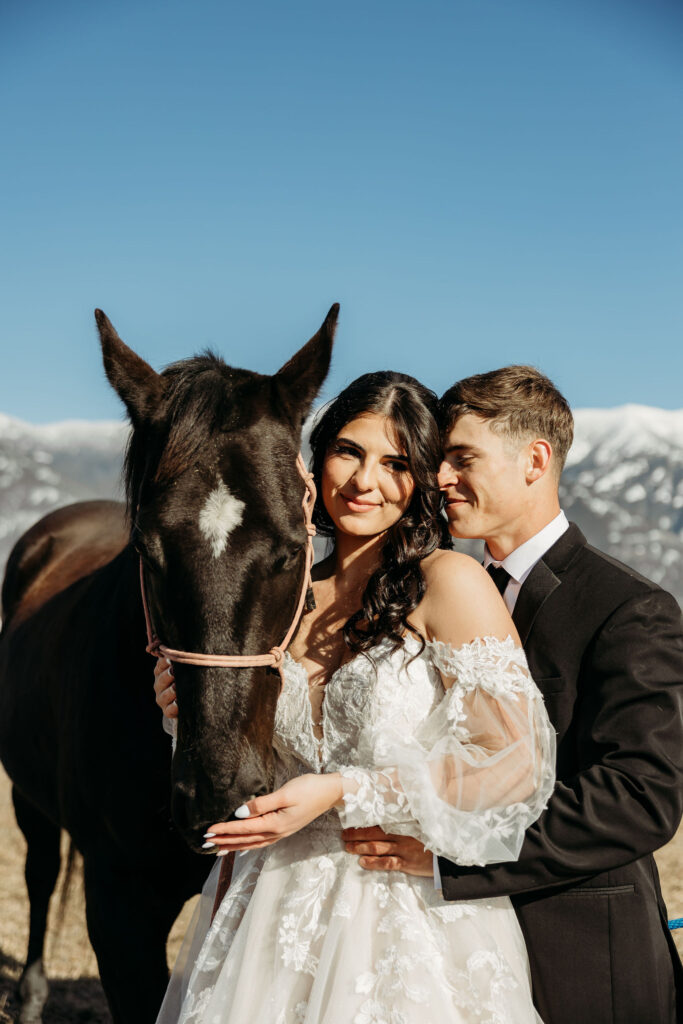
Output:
[[438, 524, 683, 1024]]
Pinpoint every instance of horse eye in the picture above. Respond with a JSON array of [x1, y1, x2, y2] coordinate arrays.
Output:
[[273, 545, 305, 573], [132, 527, 164, 574], [131, 524, 145, 557], [136, 544, 158, 574]]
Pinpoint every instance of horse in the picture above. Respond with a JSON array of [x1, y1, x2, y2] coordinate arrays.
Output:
[[0, 303, 338, 1023]]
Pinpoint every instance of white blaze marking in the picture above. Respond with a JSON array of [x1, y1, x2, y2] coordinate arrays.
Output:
[[199, 479, 245, 558]]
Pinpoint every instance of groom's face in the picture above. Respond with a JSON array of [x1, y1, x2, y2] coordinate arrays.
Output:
[[438, 413, 529, 541]]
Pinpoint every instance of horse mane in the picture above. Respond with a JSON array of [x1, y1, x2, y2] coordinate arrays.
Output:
[[123, 351, 264, 518]]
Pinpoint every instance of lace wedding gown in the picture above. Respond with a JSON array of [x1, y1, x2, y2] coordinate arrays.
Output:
[[157, 635, 555, 1024]]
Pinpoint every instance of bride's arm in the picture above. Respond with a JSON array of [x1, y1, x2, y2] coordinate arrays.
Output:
[[417, 552, 540, 810], [336, 553, 556, 865]]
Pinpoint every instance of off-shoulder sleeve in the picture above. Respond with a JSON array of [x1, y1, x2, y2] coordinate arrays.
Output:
[[336, 636, 556, 866]]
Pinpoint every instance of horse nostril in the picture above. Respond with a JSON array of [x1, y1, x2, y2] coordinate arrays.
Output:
[[238, 774, 270, 801], [170, 777, 200, 832]]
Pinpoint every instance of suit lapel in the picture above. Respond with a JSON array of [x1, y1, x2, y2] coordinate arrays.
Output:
[[512, 523, 587, 644], [512, 561, 560, 644]]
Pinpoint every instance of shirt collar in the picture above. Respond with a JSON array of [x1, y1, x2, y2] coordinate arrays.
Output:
[[484, 510, 569, 583]]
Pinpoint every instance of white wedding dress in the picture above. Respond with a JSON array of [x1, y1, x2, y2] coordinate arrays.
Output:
[[157, 634, 555, 1024]]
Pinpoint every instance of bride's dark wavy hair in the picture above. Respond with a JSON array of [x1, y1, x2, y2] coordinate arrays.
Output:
[[309, 371, 449, 654]]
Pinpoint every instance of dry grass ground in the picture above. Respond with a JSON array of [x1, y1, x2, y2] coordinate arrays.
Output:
[[0, 762, 681, 1021], [0, 765, 198, 1023]]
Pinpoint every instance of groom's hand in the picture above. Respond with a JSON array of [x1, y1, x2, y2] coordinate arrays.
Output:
[[342, 827, 434, 876]]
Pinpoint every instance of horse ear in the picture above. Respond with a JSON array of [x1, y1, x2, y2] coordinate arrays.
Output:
[[275, 303, 338, 425], [95, 309, 164, 424]]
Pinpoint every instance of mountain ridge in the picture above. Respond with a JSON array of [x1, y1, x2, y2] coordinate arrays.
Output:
[[1, 405, 681, 604]]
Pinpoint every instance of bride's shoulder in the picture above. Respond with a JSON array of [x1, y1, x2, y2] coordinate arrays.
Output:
[[421, 549, 489, 591], [416, 550, 517, 647]]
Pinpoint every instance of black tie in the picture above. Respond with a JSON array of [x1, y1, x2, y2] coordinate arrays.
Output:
[[487, 563, 511, 597]]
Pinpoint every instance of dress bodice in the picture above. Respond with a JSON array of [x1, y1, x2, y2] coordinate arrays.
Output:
[[273, 634, 556, 867], [274, 635, 444, 775]]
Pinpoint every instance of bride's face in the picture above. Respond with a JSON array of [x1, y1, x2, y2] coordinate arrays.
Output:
[[321, 412, 416, 538]]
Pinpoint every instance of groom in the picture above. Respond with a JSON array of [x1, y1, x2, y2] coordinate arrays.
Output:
[[343, 365, 683, 1024]]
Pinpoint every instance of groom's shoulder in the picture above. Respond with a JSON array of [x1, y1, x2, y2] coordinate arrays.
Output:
[[557, 526, 679, 612]]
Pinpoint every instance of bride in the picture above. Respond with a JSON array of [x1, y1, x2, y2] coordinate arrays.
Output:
[[154, 371, 555, 1024]]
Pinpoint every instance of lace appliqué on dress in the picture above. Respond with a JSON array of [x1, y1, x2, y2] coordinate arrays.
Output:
[[337, 635, 556, 866], [277, 852, 353, 975]]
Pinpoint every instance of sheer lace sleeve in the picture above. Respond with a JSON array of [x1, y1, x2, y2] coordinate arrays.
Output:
[[163, 714, 177, 751], [337, 636, 556, 866]]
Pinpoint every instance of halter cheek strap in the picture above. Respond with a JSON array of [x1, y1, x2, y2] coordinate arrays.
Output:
[[140, 453, 316, 686]]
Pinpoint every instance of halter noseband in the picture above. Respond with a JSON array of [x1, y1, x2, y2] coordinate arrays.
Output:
[[139, 453, 316, 685]]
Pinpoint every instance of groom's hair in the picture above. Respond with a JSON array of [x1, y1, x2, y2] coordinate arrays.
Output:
[[439, 365, 574, 476]]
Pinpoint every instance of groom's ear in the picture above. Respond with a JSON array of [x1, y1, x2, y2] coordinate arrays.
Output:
[[526, 439, 553, 482]]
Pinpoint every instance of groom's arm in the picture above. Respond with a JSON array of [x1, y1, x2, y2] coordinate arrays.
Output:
[[441, 589, 683, 901], [348, 590, 683, 899]]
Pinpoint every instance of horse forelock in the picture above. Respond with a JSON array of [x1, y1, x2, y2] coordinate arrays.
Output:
[[123, 351, 271, 516]]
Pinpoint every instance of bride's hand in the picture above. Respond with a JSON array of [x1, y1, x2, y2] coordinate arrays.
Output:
[[153, 657, 178, 718], [205, 774, 343, 852]]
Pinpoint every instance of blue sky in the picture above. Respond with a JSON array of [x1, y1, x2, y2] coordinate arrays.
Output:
[[1, 0, 682, 422]]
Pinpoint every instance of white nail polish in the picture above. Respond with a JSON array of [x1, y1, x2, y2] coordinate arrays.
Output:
[[216, 849, 230, 857], [234, 805, 250, 819], [202, 841, 215, 849], [203, 832, 216, 838]]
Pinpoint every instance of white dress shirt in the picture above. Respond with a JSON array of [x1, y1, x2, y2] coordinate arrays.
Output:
[[432, 510, 569, 889], [482, 510, 569, 616]]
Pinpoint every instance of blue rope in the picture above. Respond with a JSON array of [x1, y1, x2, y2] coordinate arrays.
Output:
[[669, 919, 683, 930]]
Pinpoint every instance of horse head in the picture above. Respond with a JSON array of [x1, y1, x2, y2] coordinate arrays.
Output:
[[95, 305, 337, 851]]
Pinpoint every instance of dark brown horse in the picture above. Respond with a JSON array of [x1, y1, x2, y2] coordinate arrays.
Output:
[[0, 304, 337, 1023]]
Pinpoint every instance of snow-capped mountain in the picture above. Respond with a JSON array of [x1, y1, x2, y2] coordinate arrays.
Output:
[[0, 413, 128, 573], [560, 406, 683, 600], [0, 406, 681, 604]]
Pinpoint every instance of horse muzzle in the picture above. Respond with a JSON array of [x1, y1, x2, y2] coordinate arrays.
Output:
[[170, 757, 274, 852]]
